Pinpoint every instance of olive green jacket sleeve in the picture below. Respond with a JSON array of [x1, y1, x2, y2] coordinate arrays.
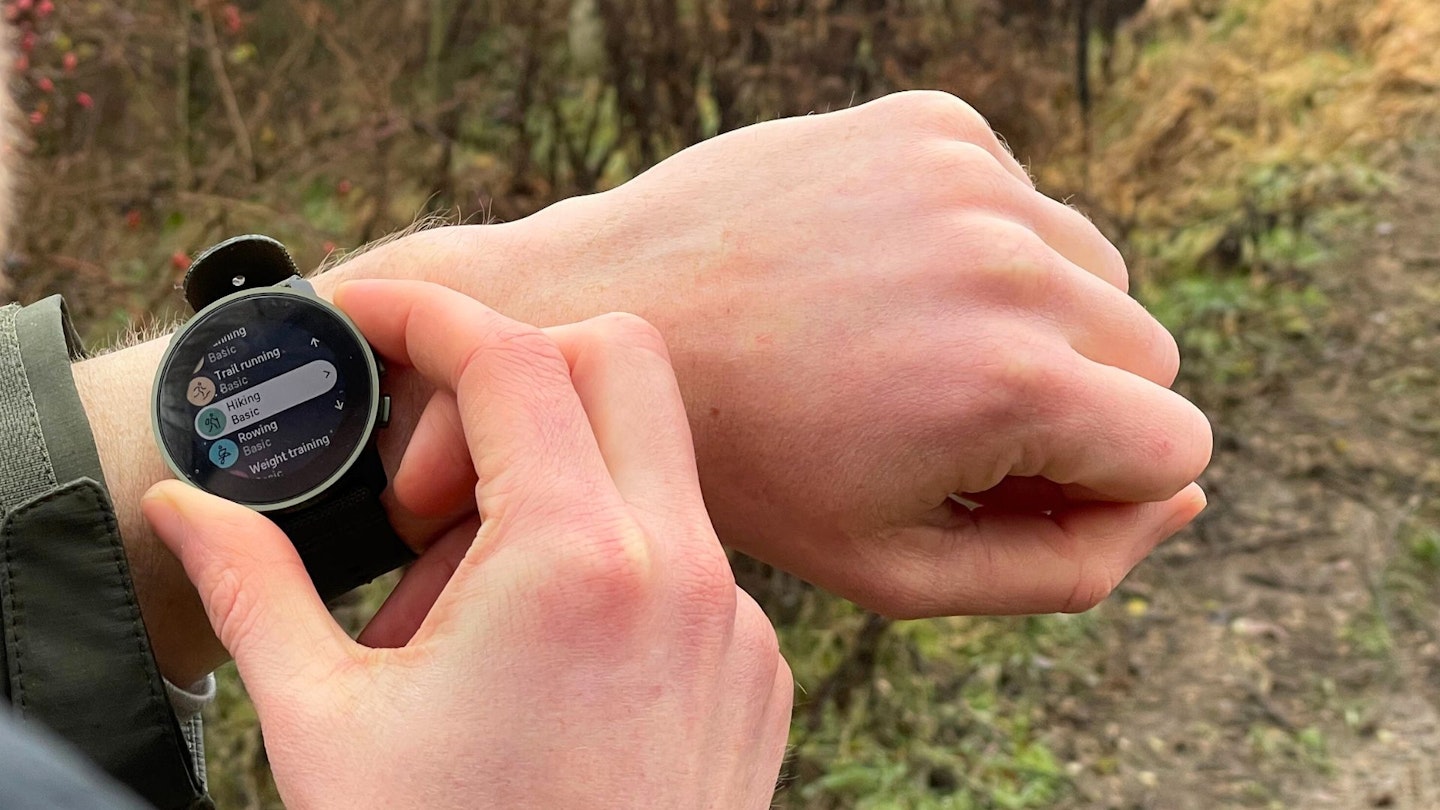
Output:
[[0, 296, 212, 809], [1, 297, 102, 505]]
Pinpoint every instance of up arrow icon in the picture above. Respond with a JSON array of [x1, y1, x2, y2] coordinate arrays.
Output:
[[310, 338, 320, 348]]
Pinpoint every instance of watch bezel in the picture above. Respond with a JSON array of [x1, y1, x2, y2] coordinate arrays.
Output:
[[151, 284, 381, 513]]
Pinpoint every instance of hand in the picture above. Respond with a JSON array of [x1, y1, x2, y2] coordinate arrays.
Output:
[[140, 281, 792, 809], [372, 89, 1212, 617]]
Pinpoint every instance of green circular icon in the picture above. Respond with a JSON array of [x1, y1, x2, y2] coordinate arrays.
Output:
[[197, 406, 227, 438]]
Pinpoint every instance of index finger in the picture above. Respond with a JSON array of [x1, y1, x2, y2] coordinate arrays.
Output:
[[334, 279, 619, 534]]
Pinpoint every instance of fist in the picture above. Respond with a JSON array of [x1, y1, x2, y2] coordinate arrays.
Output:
[[351, 90, 1213, 618]]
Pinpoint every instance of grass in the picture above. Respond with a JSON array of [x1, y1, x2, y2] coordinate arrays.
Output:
[[203, 663, 281, 808], [777, 596, 1093, 808]]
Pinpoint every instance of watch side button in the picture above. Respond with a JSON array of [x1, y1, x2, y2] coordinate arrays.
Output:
[[378, 395, 392, 429]]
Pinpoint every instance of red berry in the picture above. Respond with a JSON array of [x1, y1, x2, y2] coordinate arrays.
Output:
[[36, 76, 52, 93], [27, 109, 43, 126], [62, 52, 77, 73], [124, 210, 141, 230], [222, 4, 242, 35], [36, 0, 53, 17], [3, 7, 18, 22], [171, 252, 191, 271], [14, 54, 28, 72], [16, 0, 33, 11], [75, 92, 92, 109], [322, 240, 338, 254], [336, 179, 353, 196], [20, 31, 36, 53]]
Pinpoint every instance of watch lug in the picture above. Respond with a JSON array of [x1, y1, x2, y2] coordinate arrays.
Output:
[[282, 276, 317, 297]]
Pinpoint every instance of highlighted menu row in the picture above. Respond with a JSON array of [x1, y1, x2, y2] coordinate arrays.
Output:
[[196, 360, 338, 439]]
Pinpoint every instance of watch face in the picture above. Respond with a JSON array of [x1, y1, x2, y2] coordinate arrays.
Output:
[[154, 290, 378, 509]]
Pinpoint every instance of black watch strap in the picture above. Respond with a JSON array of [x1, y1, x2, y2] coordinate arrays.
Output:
[[182, 234, 298, 311], [270, 450, 415, 603]]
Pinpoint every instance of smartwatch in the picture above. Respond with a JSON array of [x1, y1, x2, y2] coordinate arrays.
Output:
[[151, 235, 414, 601]]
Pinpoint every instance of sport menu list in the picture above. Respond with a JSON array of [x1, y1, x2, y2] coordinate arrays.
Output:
[[185, 326, 345, 476]]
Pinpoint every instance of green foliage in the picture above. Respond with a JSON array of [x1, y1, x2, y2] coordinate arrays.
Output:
[[1341, 606, 1396, 659], [1085, 0, 1433, 391], [778, 594, 1089, 808], [203, 664, 282, 809], [1376, 519, 1440, 647], [1405, 526, 1440, 572], [1245, 723, 1333, 775], [1142, 273, 1328, 384]]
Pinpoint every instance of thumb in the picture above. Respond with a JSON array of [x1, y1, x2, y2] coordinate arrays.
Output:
[[141, 480, 352, 688]]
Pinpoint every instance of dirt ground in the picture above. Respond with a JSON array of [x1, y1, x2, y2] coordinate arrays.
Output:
[[1053, 137, 1440, 808]]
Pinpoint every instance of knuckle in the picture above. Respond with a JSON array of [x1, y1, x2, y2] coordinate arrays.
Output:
[[1061, 563, 1120, 614], [587, 311, 673, 364], [462, 322, 569, 389], [773, 656, 795, 701], [673, 548, 738, 617], [1099, 237, 1131, 292], [884, 90, 995, 143], [548, 515, 657, 617], [941, 142, 1017, 201], [950, 139, 1007, 175], [978, 222, 1067, 304], [539, 192, 591, 220], [731, 594, 783, 677], [1154, 324, 1183, 386], [991, 345, 1073, 406], [763, 659, 796, 752], [770, 658, 796, 728], [963, 356, 1033, 433], [202, 562, 265, 653]]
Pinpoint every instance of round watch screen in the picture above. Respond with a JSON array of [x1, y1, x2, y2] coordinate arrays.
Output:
[[154, 290, 377, 508]]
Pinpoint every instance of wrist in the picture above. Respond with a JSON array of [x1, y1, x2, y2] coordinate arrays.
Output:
[[72, 340, 223, 686], [316, 223, 537, 317]]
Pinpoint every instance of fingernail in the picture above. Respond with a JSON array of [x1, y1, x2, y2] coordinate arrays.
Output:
[[141, 484, 188, 552], [1162, 484, 1207, 537], [1184, 483, 1208, 517]]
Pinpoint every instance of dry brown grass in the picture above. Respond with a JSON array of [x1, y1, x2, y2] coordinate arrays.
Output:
[[1048, 0, 1440, 281]]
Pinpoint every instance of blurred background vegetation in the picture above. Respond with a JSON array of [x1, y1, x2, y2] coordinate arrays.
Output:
[[4, 0, 1440, 807]]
